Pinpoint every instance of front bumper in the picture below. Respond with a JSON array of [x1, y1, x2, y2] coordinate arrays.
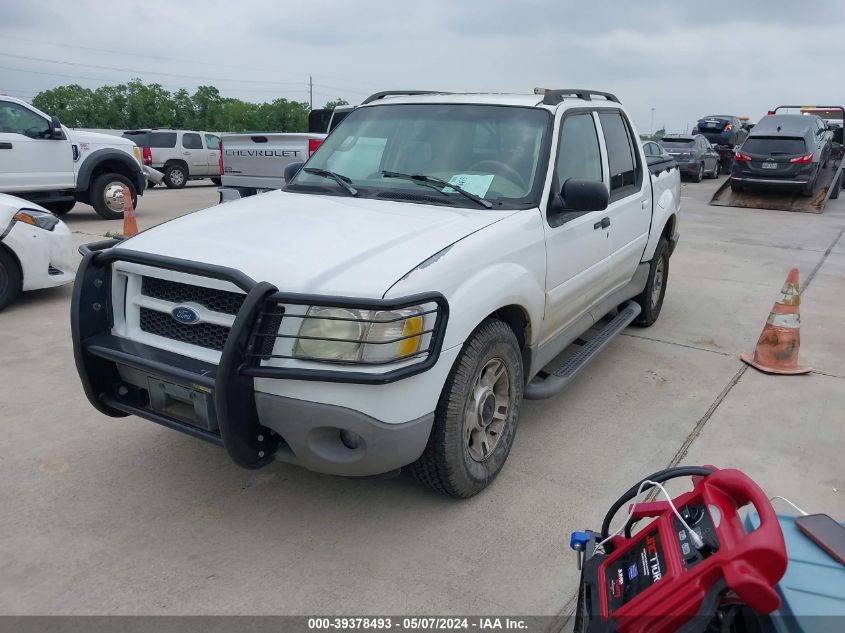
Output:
[[71, 241, 447, 475], [2, 218, 74, 292]]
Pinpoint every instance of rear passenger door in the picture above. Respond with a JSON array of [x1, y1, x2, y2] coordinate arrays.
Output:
[[542, 110, 611, 338], [181, 132, 206, 176], [596, 110, 651, 295]]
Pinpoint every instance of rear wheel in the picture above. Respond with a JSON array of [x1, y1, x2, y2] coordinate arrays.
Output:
[[0, 247, 22, 311], [410, 319, 523, 498], [830, 172, 842, 199], [42, 199, 75, 215], [633, 237, 669, 327], [90, 173, 136, 220], [164, 164, 188, 189]]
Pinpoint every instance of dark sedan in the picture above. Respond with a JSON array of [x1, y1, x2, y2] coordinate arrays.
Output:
[[693, 115, 748, 147], [731, 114, 832, 196], [659, 134, 721, 182]]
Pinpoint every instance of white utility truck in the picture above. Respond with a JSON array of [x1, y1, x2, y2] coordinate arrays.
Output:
[[72, 89, 681, 497], [0, 96, 145, 220]]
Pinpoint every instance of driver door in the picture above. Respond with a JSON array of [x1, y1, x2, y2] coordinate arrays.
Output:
[[0, 99, 74, 191]]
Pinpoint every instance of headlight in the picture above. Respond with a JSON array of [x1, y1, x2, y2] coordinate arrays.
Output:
[[293, 304, 428, 364], [14, 209, 59, 231]]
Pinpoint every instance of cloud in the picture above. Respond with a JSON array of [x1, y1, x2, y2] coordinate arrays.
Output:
[[1, 0, 843, 131]]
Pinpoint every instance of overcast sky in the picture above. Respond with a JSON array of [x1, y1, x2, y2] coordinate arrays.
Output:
[[1, 0, 843, 134]]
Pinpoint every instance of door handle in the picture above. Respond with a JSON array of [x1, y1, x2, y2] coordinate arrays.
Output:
[[593, 217, 610, 230], [183, 151, 191, 155], [0, 142, 12, 150]]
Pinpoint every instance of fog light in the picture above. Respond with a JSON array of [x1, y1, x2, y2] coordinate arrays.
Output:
[[340, 429, 361, 449]]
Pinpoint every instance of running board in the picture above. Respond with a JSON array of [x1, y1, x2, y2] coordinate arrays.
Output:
[[524, 301, 641, 400]]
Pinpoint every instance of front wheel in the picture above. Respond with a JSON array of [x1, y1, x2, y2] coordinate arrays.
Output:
[[164, 164, 188, 189], [410, 319, 523, 498], [709, 161, 720, 179], [692, 163, 704, 183], [90, 173, 136, 220], [0, 247, 23, 311], [633, 237, 669, 327]]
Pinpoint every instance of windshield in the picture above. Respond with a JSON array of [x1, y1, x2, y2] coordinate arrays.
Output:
[[289, 103, 551, 209]]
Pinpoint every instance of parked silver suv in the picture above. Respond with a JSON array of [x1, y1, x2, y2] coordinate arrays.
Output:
[[122, 129, 222, 189]]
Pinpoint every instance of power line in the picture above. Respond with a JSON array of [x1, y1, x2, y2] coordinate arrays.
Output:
[[0, 34, 386, 89], [0, 51, 309, 86]]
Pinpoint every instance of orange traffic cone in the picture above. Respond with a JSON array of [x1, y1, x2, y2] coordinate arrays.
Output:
[[122, 185, 138, 238], [740, 268, 810, 375]]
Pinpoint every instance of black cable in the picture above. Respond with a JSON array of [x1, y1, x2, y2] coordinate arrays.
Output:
[[600, 466, 716, 539]]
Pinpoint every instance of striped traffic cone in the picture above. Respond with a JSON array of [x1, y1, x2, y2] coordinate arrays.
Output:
[[122, 185, 138, 237], [740, 268, 811, 375]]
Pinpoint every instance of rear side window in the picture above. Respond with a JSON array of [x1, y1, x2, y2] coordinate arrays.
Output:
[[149, 132, 177, 148], [122, 131, 150, 146], [742, 137, 806, 155], [182, 133, 202, 149], [599, 111, 639, 199], [205, 134, 220, 150], [554, 112, 602, 188]]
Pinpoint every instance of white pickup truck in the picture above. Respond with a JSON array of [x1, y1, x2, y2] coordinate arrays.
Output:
[[217, 106, 353, 203], [0, 95, 145, 220], [72, 89, 680, 497]]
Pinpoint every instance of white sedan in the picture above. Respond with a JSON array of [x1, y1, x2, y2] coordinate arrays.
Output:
[[0, 193, 74, 310]]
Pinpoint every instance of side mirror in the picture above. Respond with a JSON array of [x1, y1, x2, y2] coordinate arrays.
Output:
[[50, 116, 65, 140], [559, 178, 609, 213], [284, 161, 304, 182]]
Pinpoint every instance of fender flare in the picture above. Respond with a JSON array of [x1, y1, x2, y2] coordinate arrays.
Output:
[[75, 149, 142, 193]]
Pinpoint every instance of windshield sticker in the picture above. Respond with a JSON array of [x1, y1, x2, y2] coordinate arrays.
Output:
[[445, 174, 494, 197]]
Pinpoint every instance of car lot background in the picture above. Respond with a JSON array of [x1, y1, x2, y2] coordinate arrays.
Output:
[[1, 177, 843, 615]]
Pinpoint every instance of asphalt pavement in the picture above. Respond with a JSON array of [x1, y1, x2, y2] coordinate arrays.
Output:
[[1, 176, 843, 617]]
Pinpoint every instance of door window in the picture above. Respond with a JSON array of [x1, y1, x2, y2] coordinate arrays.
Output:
[[0, 101, 50, 138], [205, 134, 220, 150], [598, 111, 640, 201], [554, 112, 603, 189], [182, 133, 202, 149]]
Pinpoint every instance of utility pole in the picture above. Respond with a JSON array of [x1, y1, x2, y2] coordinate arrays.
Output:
[[650, 107, 655, 135], [309, 75, 313, 110]]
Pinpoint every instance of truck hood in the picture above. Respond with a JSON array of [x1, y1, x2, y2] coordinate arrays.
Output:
[[118, 190, 514, 297], [69, 129, 135, 148]]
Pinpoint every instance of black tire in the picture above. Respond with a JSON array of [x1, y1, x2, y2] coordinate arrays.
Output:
[[90, 173, 136, 220], [41, 199, 76, 215], [708, 161, 720, 179], [801, 174, 817, 198], [210, 177, 221, 186], [0, 247, 22, 311], [164, 163, 188, 189], [633, 237, 669, 327], [830, 172, 841, 200], [691, 163, 704, 183], [730, 181, 744, 193], [410, 319, 524, 498]]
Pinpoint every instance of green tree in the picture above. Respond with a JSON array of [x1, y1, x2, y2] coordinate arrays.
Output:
[[32, 84, 95, 127], [323, 98, 349, 110]]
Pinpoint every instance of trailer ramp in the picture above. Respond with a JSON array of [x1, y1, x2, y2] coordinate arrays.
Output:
[[710, 160, 842, 213]]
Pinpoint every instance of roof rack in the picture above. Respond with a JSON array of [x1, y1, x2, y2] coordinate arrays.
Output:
[[361, 90, 450, 104], [536, 88, 620, 105]]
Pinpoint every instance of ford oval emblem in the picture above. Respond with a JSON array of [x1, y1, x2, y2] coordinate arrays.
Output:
[[171, 306, 200, 325]]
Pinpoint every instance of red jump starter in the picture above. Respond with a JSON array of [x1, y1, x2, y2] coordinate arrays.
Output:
[[572, 467, 788, 633]]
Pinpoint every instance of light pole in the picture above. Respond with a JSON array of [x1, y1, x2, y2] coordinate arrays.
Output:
[[650, 108, 655, 135]]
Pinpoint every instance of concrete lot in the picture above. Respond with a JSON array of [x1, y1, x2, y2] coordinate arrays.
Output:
[[1, 177, 843, 616]]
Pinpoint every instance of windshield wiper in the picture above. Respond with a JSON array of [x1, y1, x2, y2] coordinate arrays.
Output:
[[380, 170, 492, 209], [303, 167, 358, 196]]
